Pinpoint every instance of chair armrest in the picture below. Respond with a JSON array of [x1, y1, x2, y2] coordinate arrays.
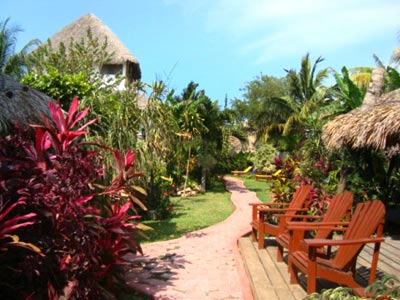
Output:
[[249, 202, 290, 208], [286, 221, 350, 231], [275, 213, 320, 222], [249, 203, 264, 208], [304, 237, 385, 248], [261, 207, 308, 213], [294, 215, 323, 220]]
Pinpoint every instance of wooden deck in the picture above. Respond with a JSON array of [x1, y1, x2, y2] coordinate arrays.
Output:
[[239, 234, 400, 300]]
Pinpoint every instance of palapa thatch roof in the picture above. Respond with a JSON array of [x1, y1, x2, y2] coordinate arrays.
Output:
[[0, 72, 53, 134], [48, 13, 140, 74], [322, 67, 400, 156]]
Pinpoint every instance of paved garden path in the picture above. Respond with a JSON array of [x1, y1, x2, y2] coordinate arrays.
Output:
[[126, 176, 261, 300]]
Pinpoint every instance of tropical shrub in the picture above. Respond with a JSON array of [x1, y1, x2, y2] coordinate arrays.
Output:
[[365, 275, 400, 299], [253, 143, 277, 174], [269, 156, 301, 202], [0, 98, 146, 299], [22, 70, 94, 110], [269, 155, 333, 216], [303, 275, 400, 300], [228, 151, 254, 173], [304, 287, 359, 300]]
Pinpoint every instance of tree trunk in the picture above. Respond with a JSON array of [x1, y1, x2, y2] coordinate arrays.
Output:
[[183, 145, 191, 195], [361, 67, 385, 110], [200, 167, 206, 193], [337, 150, 347, 194]]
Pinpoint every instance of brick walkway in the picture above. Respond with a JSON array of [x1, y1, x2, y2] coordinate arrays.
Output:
[[126, 176, 261, 300]]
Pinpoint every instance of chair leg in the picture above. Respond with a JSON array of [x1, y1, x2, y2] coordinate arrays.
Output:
[[287, 255, 292, 273], [307, 264, 317, 294], [307, 249, 317, 294], [251, 226, 257, 242], [258, 224, 265, 249], [277, 244, 283, 262], [288, 254, 299, 284]]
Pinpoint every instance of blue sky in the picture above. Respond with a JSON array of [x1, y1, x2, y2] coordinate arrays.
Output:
[[3, 0, 400, 107]]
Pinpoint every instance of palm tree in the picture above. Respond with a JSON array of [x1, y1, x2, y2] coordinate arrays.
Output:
[[167, 82, 208, 192], [260, 53, 329, 150], [326, 66, 365, 116], [348, 67, 373, 91], [373, 39, 400, 92], [0, 18, 40, 79]]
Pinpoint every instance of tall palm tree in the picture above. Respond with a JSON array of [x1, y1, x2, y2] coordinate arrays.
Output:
[[167, 82, 208, 192], [373, 38, 400, 92], [389, 32, 400, 68], [260, 53, 329, 150], [0, 18, 40, 79]]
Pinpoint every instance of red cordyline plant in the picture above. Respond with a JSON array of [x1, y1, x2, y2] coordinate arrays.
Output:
[[0, 97, 146, 300], [35, 97, 97, 154], [0, 199, 42, 253]]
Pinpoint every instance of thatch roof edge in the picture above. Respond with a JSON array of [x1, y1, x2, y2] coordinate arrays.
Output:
[[0, 73, 53, 133], [48, 13, 139, 65]]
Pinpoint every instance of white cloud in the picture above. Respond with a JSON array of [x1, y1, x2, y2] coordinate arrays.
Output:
[[167, 0, 400, 64]]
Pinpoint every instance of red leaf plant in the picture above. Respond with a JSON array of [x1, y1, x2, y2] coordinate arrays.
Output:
[[0, 98, 146, 300], [32, 96, 97, 155], [0, 199, 42, 253]]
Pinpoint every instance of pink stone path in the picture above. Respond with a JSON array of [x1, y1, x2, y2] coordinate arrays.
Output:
[[127, 176, 262, 300]]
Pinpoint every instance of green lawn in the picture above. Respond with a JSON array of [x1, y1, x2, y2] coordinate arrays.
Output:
[[240, 175, 273, 203], [138, 176, 272, 243], [139, 181, 234, 243]]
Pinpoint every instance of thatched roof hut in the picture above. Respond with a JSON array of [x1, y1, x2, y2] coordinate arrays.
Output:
[[48, 13, 141, 83], [0, 72, 53, 134], [322, 68, 400, 156]]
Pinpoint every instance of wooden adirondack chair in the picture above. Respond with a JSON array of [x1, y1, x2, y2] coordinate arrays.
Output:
[[288, 200, 385, 296], [249, 185, 312, 249], [276, 191, 353, 262]]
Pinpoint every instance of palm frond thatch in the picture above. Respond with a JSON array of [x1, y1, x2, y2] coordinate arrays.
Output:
[[322, 88, 400, 154], [48, 13, 139, 65], [0, 72, 52, 133]]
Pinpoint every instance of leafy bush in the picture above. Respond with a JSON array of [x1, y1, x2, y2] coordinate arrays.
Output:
[[22, 71, 94, 110], [269, 156, 301, 202], [0, 98, 146, 299], [269, 155, 333, 216], [253, 143, 277, 174], [365, 275, 400, 299], [304, 287, 359, 300], [303, 275, 400, 300]]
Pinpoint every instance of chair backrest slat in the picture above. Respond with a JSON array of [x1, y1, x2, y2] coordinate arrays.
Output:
[[285, 185, 312, 220], [314, 191, 353, 239], [333, 200, 385, 270]]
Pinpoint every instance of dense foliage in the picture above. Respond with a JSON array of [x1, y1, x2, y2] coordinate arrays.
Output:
[[0, 98, 145, 299]]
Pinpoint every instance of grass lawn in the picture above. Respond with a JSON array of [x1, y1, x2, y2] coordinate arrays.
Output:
[[239, 175, 273, 203], [139, 181, 234, 243]]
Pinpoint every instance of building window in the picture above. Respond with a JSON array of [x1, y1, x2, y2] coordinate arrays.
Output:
[[100, 64, 123, 75]]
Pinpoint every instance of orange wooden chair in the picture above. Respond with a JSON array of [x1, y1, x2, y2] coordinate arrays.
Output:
[[276, 191, 353, 262], [288, 200, 385, 296], [249, 185, 312, 249]]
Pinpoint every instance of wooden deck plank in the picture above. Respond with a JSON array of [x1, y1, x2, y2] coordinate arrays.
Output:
[[357, 235, 400, 278], [239, 237, 279, 299], [239, 237, 306, 300], [265, 245, 307, 300], [239, 234, 400, 300], [259, 249, 288, 289]]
